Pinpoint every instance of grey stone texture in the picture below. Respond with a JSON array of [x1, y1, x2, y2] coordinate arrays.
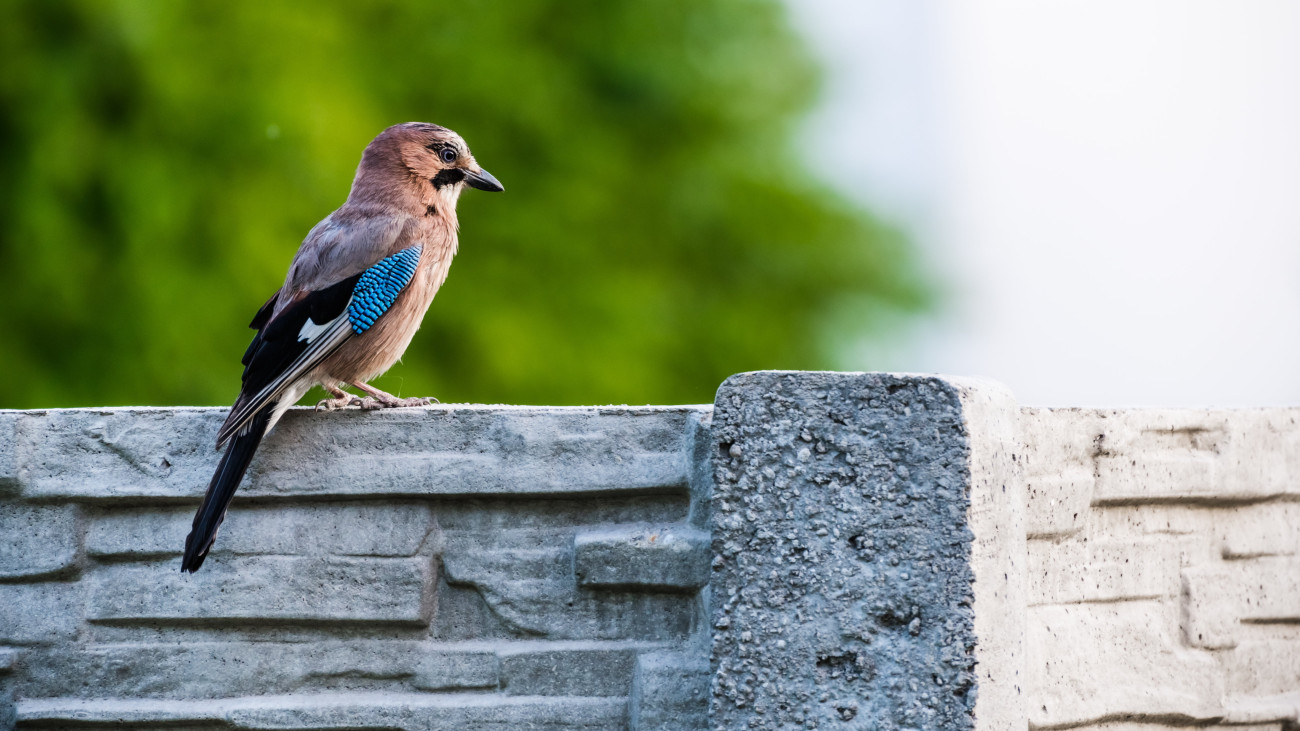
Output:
[[709, 372, 986, 730], [3, 375, 1298, 730], [1, 405, 708, 730], [574, 524, 711, 591]]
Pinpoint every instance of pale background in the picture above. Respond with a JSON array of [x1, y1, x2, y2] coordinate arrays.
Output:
[[792, 0, 1300, 406]]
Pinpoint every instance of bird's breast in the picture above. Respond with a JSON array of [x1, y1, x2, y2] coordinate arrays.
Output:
[[315, 234, 457, 384]]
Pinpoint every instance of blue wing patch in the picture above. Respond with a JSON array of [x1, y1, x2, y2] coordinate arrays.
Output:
[[348, 245, 423, 334]]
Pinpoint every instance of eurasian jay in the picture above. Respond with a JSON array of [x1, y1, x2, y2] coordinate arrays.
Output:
[[181, 122, 502, 573]]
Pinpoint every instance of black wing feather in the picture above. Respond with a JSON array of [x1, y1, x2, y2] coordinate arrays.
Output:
[[234, 274, 361, 399], [249, 292, 279, 330]]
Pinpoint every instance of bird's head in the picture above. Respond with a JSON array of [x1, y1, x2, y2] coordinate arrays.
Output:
[[351, 122, 503, 211], [392, 122, 503, 192]]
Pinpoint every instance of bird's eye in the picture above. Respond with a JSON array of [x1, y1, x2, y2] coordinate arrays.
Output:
[[439, 147, 458, 164]]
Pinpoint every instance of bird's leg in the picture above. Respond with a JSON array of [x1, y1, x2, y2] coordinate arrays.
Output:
[[315, 384, 365, 412], [350, 381, 437, 409]]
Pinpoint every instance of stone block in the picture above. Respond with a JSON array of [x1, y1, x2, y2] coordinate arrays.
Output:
[[17, 641, 429, 698], [1220, 410, 1300, 498], [1182, 557, 1300, 649], [85, 502, 433, 559], [412, 650, 500, 691], [16, 408, 225, 500], [629, 651, 709, 731], [1066, 725, 1285, 731], [1219, 503, 1300, 559], [573, 524, 709, 591], [1222, 696, 1300, 727], [1028, 538, 1182, 606], [1224, 640, 1300, 698], [685, 410, 714, 531], [0, 412, 18, 496], [443, 544, 573, 584], [435, 493, 689, 535], [1028, 601, 1223, 727], [86, 556, 429, 623], [709, 372, 1024, 730], [0, 504, 78, 579], [17, 694, 629, 730], [1025, 468, 1094, 539], [18, 406, 705, 500], [500, 644, 638, 696], [1095, 453, 1220, 503], [1090, 410, 1300, 504], [439, 565, 695, 642], [1086, 503, 1219, 543], [249, 406, 701, 498], [1019, 408, 1101, 473], [0, 583, 83, 644]]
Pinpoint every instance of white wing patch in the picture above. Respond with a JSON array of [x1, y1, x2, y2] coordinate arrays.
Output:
[[298, 316, 337, 344]]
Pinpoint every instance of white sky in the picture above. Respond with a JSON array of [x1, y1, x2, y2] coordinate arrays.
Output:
[[789, 0, 1300, 407]]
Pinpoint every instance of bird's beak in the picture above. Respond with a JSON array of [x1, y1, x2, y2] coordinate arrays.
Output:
[[464, 167, 504, 192]]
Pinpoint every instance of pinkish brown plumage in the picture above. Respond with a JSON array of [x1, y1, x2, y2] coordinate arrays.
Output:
[[181, 123, 502, 573]]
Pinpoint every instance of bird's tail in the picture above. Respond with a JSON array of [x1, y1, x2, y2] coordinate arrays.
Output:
[[181, 410, 272, 573]]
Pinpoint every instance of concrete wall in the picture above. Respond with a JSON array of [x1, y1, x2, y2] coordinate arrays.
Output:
[[0, 405, 713, 730], [1, 374, 1297, 730], [1021, 407, 1300, 729]]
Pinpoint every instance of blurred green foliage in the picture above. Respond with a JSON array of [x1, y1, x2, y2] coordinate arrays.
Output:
[[0, 0, 926, 408]]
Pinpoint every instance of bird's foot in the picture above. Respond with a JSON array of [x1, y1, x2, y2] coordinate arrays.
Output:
[[315, 394, 365, 412], [359, 394, 437, 410]]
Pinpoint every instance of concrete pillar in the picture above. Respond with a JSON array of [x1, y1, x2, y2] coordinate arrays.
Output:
[[708, 371, 1025, 730]]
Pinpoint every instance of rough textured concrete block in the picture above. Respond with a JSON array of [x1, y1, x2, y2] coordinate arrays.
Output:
[[412, 650, 500, 691], [17, 693, 629, 730], [439, 565, 695, 642], [500, 644, 637, 696], [0, 504, 78, 579], [17, 641, 434, 698], [1219, 503, 1300, 559], [87, 556, 430, 623], [1183, 557, 1300, 649], [573, 524, 709, 591], [248, 406, 702, 498], [0, 583, 83, 644], [1025, 468, 1094, 539], [85, 503, 434, 559], [17, 408, 226, 500], [1224, 640, 1300, 698], [685, 411, 714, 532], [1028, 602, 1223, 727], [0, 412, 19, 497], [629, 651, 708, 731], [18, 406, 707, 500], [1028, 538, 1183, 606], [442, 536, 696, 642], [1095, 453, 1220, 502], [708, 372, 1024, 730], [1090, 410, 1300, 504], [1020, 408, 1099, 539]]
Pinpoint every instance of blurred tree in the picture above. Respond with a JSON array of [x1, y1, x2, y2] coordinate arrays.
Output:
[[0, 0, 926, 408]]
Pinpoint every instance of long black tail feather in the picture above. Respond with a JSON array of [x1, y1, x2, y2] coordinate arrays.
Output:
[[181, 410, 272, 573]]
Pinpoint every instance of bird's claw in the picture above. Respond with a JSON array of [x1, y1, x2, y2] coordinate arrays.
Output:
[[315, 394, 365, 412], [360, 395, 436, 409]]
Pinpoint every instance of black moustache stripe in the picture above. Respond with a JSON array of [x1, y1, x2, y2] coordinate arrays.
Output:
[[431, 168, 465, 189]]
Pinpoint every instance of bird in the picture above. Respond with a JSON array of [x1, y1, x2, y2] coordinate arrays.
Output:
[[181, 122, 503, 573]]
